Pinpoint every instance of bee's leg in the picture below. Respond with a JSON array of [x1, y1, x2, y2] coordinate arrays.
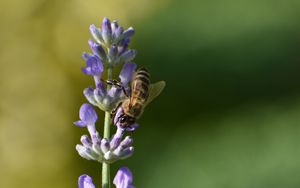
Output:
[[121, 87, 130, 98], [102, 79, 130, 98], [110, 102, 122, 119]]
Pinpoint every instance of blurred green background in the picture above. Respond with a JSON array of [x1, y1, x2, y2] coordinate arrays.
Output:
[[1, 0, 300, 187]]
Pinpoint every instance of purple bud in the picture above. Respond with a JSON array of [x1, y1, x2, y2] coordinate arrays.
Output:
[[119, 50, 137, 63], [101, 138, 110, 153], [107, 86, 122, 99], [88, 40, 107, 61], [113, 167, 135, 188], [118, 38, 130, 54], [92, 134, 103, 155], [110, 127, 124, 150], [91, 132, 101, 144], [95, 81, 107, 97], [108, 45, 118, 62], [81, 135, 92, 147], [115, 146, 134, 159], [78, 175, 96, 188], [111, 20, 119, 32], [122, 27, 135, 40], [79, 103, 98, 125], [119, 136, 133, 148], [102, 17, 112, 44], [76, 144, 96, 160], [114, 26, 124, 42], [89, 24, 103, 44], [83, 87, 97, 106]]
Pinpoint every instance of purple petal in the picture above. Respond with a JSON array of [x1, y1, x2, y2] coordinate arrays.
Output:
[[79, 103, 98, 125], [113, 167, 135, 188], [119, 62, 137, 85], [114, 107, 124, 125], [78, 175, 96, 188], [74, 120, 86, 128], [82, 52, 93, 61], [82, 67, 92, 75], [82, 55, 104, 76]]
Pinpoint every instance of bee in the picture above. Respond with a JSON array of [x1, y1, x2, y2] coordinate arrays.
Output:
[[107, 67, 165, 129]]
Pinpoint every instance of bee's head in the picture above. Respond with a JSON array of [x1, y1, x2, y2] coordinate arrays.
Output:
[[114, 107, 136, 129], [118, 114, 136, 128]]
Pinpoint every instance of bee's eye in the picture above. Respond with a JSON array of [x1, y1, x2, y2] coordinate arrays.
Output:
[[120, 116, 127, 123]]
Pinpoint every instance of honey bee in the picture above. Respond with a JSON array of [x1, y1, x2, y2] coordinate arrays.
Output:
[[107, 67, 165, 128]]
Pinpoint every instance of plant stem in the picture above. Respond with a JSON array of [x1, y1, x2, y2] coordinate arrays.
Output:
[[102, 67, 113, 188]]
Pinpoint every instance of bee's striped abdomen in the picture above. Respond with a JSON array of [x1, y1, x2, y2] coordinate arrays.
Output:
[[131, 67, 150, 105]]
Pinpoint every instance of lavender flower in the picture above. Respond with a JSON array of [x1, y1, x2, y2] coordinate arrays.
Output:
[[89, 17, 137, 67], [83, 62, 137, 112], [78, 175, 96, 188], [75, 112, 134, 163], [82, 54, 104, 86], [113, 167, 135, 188], [74, 17, 164, 188], [78, 167, 135, 188], [74, 103, 97, 136]]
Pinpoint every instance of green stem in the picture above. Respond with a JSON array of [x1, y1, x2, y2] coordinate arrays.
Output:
[[102, 68, 113, 188]]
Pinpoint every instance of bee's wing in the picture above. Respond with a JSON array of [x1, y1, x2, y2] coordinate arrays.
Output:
[[145, 81, 166, 106]]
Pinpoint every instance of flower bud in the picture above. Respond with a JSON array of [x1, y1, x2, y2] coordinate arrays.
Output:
[[119, 49, 137, 63], [76, 144, 98, 161], [81, 135, 92, 148], [101, 17, 112, 45], [88, 40, 107, 61], [101, 138, 110, 153], [89, 24, 103, 44], [122, 27, 135, 41], [83, 87, 97, 106], [108, 45, 118, 63]]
